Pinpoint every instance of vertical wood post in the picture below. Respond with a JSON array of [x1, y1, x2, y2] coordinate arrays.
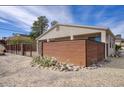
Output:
[[11, 45, 12, 53], [15, 44, 17, 54], [41, 41, 43, 57], [30, 44, 32, 57], [21, 44, 24, 56]]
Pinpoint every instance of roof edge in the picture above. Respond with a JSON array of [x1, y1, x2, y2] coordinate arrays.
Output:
[[58, 23, 109, 30]]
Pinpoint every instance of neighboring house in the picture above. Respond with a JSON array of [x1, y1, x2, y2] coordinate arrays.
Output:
[[115, 34, 122, 45], [7, 33, 32, 45], [115, 34, 124, 49], [36, 24, 115, 67], [121, 39, 124, 49], [0, 40, 6, 47], [0, 40, 6, 54]]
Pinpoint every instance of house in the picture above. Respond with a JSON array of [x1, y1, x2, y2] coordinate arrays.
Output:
[[6, 33, 32, 45], [36, 24, 115, 67], [115, 34, 124, 49], [0, 39, 6, 47], [115, 34, 122, 45]]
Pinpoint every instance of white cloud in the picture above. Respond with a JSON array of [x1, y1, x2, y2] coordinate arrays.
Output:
[[23, 6, 74, 24], [0, 6, 36, 25], [0, 18, 8, 23], [0, 6, 74, 32], [96, 17, 124, 37], [111, 21, 124, 37], [96, 17, 117, 27]]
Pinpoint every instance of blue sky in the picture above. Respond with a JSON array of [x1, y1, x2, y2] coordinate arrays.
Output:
[[0, 5, 124, 38]]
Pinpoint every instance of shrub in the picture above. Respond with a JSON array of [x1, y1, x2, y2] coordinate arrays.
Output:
[[7, 36, 34, 45], [31, 56, 81, 71], [115, 44, 121, 51], [31, 56, 57, 68]]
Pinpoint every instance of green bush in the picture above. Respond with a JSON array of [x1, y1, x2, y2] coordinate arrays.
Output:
[[115, 44, 121, 51], [7, 36, 34, 45], [31, 56, 57, 68]]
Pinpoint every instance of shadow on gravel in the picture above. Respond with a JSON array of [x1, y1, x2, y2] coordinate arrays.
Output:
[[0, 67, 27, 78], [0, 54, 7, 56]]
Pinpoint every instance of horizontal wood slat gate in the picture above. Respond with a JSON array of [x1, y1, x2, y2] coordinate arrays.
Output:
[[42, 39, 105, 67]]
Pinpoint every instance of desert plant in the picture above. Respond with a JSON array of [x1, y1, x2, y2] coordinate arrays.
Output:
[[31, 56, 56, 68], [31, 56, 81, 71], [31, 56, 41, 66]]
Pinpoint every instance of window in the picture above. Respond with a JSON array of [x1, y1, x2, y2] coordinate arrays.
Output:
[[88, 36, 101, 42], [95, 36, 101, 42]]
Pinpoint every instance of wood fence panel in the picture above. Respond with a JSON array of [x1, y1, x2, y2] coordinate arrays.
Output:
[[6, 43, 36, 57]]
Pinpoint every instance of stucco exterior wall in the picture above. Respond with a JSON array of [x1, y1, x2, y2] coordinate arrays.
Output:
[[115, 40, 121, 45], [38, 25, 105, 40], [106, 34, 115, 56]]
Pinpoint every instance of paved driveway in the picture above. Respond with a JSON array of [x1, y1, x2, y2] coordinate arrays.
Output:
[[0, 52, 124, 87]]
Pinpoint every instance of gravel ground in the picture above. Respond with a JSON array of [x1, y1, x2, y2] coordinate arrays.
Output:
[[0, 51, 124, 87]]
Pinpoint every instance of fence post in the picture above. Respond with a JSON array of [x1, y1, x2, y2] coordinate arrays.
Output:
[[15, 44, 17, 54], [21, 44, 24, 56], [30, 44, 32, 57], [11, 45, 12, 53]]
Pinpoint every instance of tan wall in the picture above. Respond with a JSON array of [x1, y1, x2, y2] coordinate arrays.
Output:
[[115, 40, 121, 45], [106, 34, 115, 56], [39, 25, 105, 40]]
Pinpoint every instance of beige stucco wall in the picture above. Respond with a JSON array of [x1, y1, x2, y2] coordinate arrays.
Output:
[[106, 34, 115, 56], [38, 25, 106, 41], [115, 40, 121, 45], [101, 31, 115, 57]]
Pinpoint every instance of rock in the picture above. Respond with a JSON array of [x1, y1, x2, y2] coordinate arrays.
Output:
[[104, 59, 111, 63], [69, 64, 74, 67], [73, 66, 80, 71], [67, 66, 73, 71], [91, 64, 97, 67], [96, 63, 103, 67], [73, 68, 79, 71], [60, 66, 65, 71]]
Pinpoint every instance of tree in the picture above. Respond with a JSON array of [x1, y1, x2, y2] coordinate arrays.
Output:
[[7, 36, 33, 45], [51, 20, 58, 27], [30, 16, 49, 39]]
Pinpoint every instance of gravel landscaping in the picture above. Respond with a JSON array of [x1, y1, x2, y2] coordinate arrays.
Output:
[[0, 51, 124, 87]]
